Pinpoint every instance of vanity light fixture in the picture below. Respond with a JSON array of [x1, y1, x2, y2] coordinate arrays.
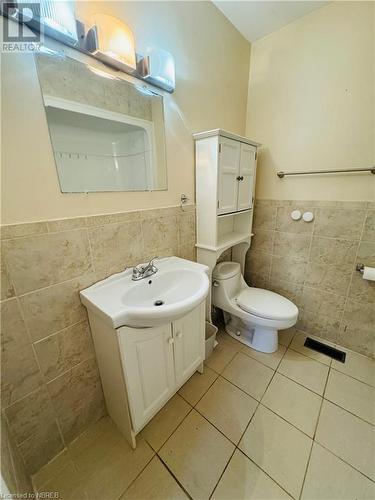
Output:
[[140, 48, 176, 93], [1, 3, 176, 92], [86, 14, 136, 74], [13, 0, 78, 45]]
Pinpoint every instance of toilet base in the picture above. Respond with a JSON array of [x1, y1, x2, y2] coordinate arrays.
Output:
[[224, 313, 278, 353]]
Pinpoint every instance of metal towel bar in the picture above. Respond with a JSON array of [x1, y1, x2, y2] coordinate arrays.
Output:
[[277, 166, 375, 178]]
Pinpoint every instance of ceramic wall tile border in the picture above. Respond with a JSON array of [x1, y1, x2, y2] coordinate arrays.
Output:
[[0, 204, 196, 474], [246, 200, 374, 358]]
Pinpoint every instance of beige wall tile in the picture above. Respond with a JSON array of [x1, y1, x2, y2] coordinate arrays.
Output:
[[18, 421, 65, 475], [178, 211, 196, 245], [299, 287, 345, 319], [85, 210, 140, 227], [34, 320, 95, 382], [314, 208, 365, 240], [348, 271, 375, 305], [3, 230, 92, 295], [357, 241, 375, 267], [268, 278, 302, 305], [89, 221, 142, 278], [245, 250, 271, 279], [1, 343, 42, 408], [271, 255, 307, 285], [47, 358, 106, 443], [142, 216, 179, 253], [297, 308, 340, 343], [4, 386, 57, 445], [19, 274, 93, 342], [1, 222, 48, 240], [362, 210, 375, 242], [250, 229, 274, 253], [47, 217, 87, 232], [1, 416, 33, 496], [177, 242, 196, 262], [1, 298, 29, 352], [276, 206, 314, 234], [304, 262, 352, 296], [253, 205, 276, 230], [0, 260, 15, 300], [338, 300, 374, 358], [309, 236, 358, 266], [273, 232, 311, 261]]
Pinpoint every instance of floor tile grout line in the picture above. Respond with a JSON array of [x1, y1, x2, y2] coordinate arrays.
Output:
[[311, 440, 375, 485], [321, 397, 375, 428], [299, 360, 331, 499], [154, 454, 194, 500], [329, 365, 375, 389], [238, 448, 298, 500]]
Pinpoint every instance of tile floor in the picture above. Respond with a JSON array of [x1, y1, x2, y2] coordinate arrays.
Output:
[[32, 328, 375, 500]]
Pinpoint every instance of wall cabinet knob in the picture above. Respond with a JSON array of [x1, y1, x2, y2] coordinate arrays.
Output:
[[176, 332, 183, 339], [167, 337, 174, 345]]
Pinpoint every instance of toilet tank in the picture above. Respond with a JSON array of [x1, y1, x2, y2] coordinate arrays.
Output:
[[212, 261, 242, 301]]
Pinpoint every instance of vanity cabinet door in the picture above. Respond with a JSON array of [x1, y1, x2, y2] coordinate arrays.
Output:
[[237, 143, 256, 211], [217, 137, 241, 215], [173, 302, 205, 387], [118, 324, 175, 432]]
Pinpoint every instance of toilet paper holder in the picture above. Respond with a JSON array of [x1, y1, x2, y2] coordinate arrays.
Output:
[[356, 263, 365, 274]]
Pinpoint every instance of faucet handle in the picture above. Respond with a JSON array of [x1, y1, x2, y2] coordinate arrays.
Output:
[[148, 256, 159, 269]]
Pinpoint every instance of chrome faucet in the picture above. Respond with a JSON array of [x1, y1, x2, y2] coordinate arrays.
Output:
[[132, 257, 159, 281]]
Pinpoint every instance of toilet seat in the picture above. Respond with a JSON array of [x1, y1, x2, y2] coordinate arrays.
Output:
[[236, 288, 298, 321]]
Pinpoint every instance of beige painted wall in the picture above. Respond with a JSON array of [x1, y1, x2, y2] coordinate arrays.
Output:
[[1, 1, 250, 224], [247, 1, 375, 201]]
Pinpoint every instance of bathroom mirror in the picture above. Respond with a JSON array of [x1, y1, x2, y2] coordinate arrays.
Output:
[[35, 52, 168, 193]]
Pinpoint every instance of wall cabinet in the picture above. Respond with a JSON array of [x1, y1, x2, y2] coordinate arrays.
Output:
[[87, 301, 205, 448], [194, 129, 260, 318], [218, 137, 256, 215]]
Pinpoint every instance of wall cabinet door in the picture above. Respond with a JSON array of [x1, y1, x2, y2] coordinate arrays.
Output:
[[173, 303, 205, 387], [238, 143, 256, 211], [118, 324, 175, 432], [217, 137, 241, 215]]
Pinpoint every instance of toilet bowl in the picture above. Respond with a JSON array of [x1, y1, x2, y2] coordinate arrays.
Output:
[[212, 261, 298, 353]]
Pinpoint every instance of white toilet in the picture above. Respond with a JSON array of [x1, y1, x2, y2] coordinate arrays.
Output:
[[212, 261, 298, 353]]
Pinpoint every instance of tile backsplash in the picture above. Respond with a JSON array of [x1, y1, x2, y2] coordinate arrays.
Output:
[[1, 205, 196, 474], [245, 200, 374, 359]]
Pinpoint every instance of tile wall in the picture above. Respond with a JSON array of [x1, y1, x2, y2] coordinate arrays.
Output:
[[245, 200, 374, 358], [0, 205, 196, 475]]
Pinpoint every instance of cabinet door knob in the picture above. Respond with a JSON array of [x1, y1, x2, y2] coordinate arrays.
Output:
[[236, 176, 241, 181], [167, 337, 174, 345], [176, 332, 183, 339]]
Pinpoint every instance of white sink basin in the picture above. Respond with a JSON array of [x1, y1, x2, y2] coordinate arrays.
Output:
[[80, 257, 209, 328]]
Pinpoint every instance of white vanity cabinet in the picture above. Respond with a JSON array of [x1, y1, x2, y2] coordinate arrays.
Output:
[[85, 299, 205, 449], [118, 304, 205, 433]]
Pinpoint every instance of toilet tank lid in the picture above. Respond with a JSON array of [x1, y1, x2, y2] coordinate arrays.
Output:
[[213, 261, 240, 280]]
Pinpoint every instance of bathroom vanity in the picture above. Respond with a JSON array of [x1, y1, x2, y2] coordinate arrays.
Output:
[[80, 257, 209, 448]]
